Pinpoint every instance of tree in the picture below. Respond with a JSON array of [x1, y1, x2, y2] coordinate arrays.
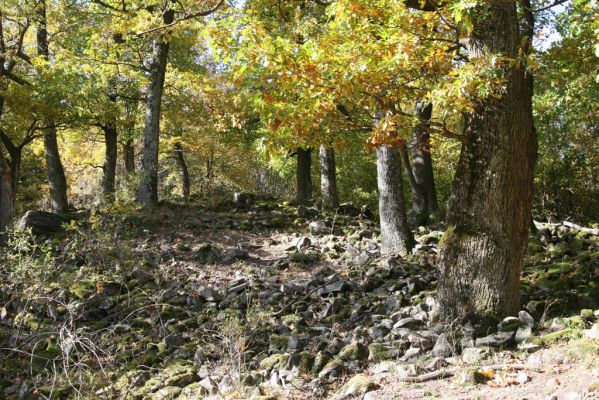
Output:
[[401, 102, 440, 226], [135, 0, 225, 206], [377, 144, 414, 255], [295, 147, 313, 203], [319, 145, 338, 209], [36, 0, 69, 212], [437, 2, 537, 327]]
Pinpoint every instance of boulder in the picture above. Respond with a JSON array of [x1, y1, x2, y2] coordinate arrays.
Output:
[[332, 374, 379, 400], [18, 210, 64, 235]]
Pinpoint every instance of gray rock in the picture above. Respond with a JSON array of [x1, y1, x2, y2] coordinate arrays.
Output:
[[400, 346, 422, 360], [431, 334, 452, 357], [18, 210, 64, 235], [498, 316, 522, 332], [514, 325, 533, 344], [475, 331, 513, 348], [518, 310, 536, 328], [332, 374, 379, 400], [294, 236, 311, 251], [164, 333, 187, 348], [309, 221, 329, 235], [462, 347, 487, 364]]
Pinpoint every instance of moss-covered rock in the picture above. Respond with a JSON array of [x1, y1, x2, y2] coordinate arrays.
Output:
[[338, 341, 369, 361], [259, 353, 288, 371], [332, 374, 379, 400]]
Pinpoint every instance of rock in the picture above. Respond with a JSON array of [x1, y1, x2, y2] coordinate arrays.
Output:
[[424, 357, 447, 371], [131, 268, 154, 283], [371, 360, 398, 375], [332, 374, 379, 400], [318, 359, 344, 379], [18, 210, 64, 234], [475, 331, 513, 348], [319, 280, 349, 295], [164, 334, 187, 348], [395, 363, 418, 378], [223, 248, 249, 263], [294, 236, 311, 251], [149, 386, 181, 399], [515, 326, 533, 344], [353, 252, 372, 267], [400, 346, 422, 360], [498, 316, 522, 332], [309, 221, 329, 235], [431, 334, 452, 357], [583, 322, 599, 340], [462, 347, 487, 364], [519, 310, 536, 329], [311, 352, 331, 375], [338, 341, 369, 361], [233, 192, 255, 208], [259, 354, 288, 371]]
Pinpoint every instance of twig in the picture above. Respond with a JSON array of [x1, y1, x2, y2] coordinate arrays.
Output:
[[399, 363, 542, 383]]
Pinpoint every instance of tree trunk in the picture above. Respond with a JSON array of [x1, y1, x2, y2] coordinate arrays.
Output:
[[0, 144, 12, 244], [296, 147, 312, 203], [319, 145, 338, 209], [438, 2, 537, 328], [136, 10, 174, 206], [43, 127, 69, 212], [37, 0, 69, 212], [173, 142, 190, 200], [411, 102, 439, 221], [376, 145, 414, 255], [101, 124, 118, 201], [401, 102, 439, 227], [123, 139, 135, 174]]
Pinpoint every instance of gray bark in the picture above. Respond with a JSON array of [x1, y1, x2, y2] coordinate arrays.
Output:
[[376, 145, 414, 255], [438, 2, 537, 328], [173, 142, 190, 200], [0, 144, 12, 243], [319, 145, 338, 209], [296, 147, 312, 203], [136, 10, 174, 206], [123, 139, 135, 174], [37, 0, 69, 212], [101, 124, 118, 200]]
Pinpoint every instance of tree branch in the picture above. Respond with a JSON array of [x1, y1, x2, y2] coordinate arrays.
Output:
[[136, 0, 225, 36]]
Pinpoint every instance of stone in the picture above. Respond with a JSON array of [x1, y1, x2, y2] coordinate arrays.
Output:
[[462, 347, 487, 364], [18, 210, 64, 235], [332, 374, 379, 400], [233, 192, 255, 207], [353, 252, 372, 267], [259, 354, 288, 371], [431, 334, 452, 357], [583, 322, 599, 340], [475, 331, 513, 348], [498, 316, 522, 332], [338, 341, 369, 361], [164, 334, 187, 348], [309, 221, 329, 235], [400, 346, 422, 360], [367, 343, 399, 362], [424, 357, 447, 372], [371, 360, 398, 375], [515, 326, 533, 344], [318, 359, 344, 379], [294, 236, 311, 251], [519, 310, 536, 328], [319, 280, 349, 295]]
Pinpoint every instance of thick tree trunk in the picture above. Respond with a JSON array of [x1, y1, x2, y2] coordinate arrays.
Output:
[[37, 1, 69, 212], [101, 124, 118, 200], [136, 10, 174, 206], [296, 147, 312, 203], [376, 145, 414, 255], [319, 145, 338, 209], [173, 142, 190, 200], [0, 144, 12, 243], [123, 139, 135, 174], [438, 2, 537, 328]]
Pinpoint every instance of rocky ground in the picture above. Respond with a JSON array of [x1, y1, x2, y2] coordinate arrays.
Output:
[[0, 198, 598, 400]]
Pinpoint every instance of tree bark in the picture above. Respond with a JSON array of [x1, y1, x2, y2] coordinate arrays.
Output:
[[438, 2, 537, 328], [401, 102, 439, 227], [136, 10, 174, 206], [296, 147, 312, 203], [376, 145, 414, 255], [319, 145, 338, 209], [173, 142, 190, 200], [0, 144, 12, 244], [123, 139, 135, 174], [101, 124, 118, 201], [37, 0, 69, 212]]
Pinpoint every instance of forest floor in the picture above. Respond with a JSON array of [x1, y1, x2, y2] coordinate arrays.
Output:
[[0, 197, 598, 400]]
